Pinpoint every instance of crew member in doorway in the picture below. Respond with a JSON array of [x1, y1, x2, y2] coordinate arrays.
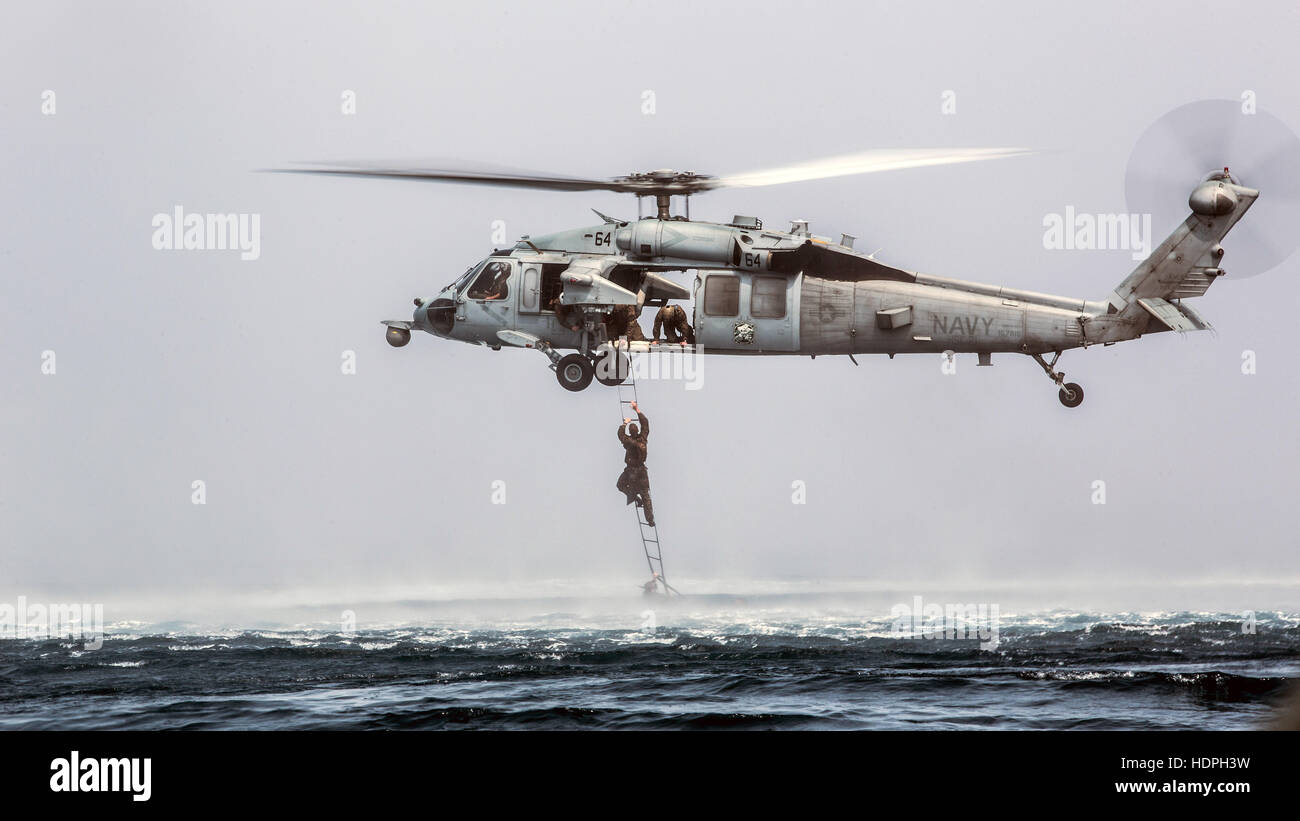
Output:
[[616, 400, 654, 527], [652, 303, 694, 345], [546, 294, 581, 331], [605, 304, 647, 343]]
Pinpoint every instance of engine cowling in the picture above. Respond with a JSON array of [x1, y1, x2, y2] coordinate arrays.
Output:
[[615, 220, 736, 263]]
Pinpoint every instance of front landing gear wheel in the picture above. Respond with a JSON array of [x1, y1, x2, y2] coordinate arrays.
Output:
[[555, 353, 594, 392], [593, 351, 631, 386], [1058, 382, 1084, 408]]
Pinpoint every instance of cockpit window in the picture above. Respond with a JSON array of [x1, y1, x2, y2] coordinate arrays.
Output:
[[467, 260, 511, 300], [448, 261, 484, 293]]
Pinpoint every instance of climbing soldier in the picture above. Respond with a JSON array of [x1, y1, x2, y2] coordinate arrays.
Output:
[[652, 303, 695, 345], [605, 304, 647, 343], [616, 400, 654, 527]]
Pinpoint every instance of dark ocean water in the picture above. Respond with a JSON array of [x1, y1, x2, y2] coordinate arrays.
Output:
[[2, 601, 1297, 730]]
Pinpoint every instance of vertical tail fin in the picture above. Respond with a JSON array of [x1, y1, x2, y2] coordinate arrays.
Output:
[[1108, 173, 1258, 312]]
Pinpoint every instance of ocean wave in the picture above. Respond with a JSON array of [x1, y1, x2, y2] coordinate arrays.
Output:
[[2, 608, 1296, 730]]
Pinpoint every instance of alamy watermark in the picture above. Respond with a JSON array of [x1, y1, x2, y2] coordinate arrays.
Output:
[[599, 343, 705, 390], [890, 595, 1000, 650], [151, 206, 261, 261], [1, 597, 104, 650], [1043, 207, 1153, 261], [50, 751, 151, 801]]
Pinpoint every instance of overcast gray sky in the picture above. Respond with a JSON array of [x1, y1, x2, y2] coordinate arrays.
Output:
[[3, 0, 1299, 614]]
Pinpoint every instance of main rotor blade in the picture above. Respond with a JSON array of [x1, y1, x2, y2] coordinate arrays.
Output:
[[268, 161, 625, 192], [713, 147, 1035, 189]]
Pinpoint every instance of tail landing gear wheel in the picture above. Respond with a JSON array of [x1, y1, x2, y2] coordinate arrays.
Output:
[[594, 351, 631, 386], [1030, 353, 1084, 408], [1058, 382, 1084, 408], [555, 353, 594, 392]]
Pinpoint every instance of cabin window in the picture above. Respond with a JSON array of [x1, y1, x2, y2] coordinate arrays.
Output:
[[751, 276, 786, 318], [519, 266, 540, 311], [539, 265, 566, 308], [704, 274, 740, 316], [467, 260, 511, 300]]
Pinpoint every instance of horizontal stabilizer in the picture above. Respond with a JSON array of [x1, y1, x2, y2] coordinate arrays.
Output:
[[1137, 297, 1213, 333]]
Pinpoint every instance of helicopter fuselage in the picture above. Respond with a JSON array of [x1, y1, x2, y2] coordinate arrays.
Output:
[[407, 215, 1132, 360], [385, 171, 1254, 408]]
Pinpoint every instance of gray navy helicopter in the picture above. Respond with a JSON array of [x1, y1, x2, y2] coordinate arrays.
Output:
[[277, 142, 1269, 407]]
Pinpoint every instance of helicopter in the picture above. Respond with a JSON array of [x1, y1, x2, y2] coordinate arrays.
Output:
[[275, 147, 1261, 407]]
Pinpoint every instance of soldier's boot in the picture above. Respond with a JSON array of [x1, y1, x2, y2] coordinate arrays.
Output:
[[640, 492, 655, 527]]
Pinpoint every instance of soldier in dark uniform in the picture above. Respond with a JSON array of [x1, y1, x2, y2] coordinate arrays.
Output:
[[652, 303, 695, 345], [605, 304, 647, 342], [616, 400, 654, 526], [546, 294, 581, 331]]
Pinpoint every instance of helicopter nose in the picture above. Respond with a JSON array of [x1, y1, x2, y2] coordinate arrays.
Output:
[[419, 295, 456, 336]]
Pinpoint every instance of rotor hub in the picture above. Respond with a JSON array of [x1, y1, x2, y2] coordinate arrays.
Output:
[[612, 170, 716, 196]]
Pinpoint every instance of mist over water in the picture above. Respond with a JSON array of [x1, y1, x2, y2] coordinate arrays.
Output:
[[8, 576, 1298, 632]]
